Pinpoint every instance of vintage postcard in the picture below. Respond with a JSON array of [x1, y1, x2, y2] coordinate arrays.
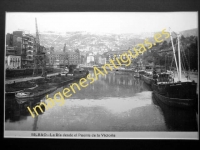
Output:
[[4, 12, 198, 139]]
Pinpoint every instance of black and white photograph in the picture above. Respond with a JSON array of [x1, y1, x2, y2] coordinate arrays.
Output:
[[4, 12, 198, 139]]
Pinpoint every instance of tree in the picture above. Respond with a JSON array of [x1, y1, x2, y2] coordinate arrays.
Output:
[[160, 40, 168, 50]]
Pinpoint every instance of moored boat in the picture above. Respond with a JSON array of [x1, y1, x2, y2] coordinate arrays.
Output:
[[15, 84, 57, 100], [153, 91, 197, 108], [6, 81, 38, 96], [47, 76, 74, 87], [73, 68, 89, 79], [151, 29, 198, 108]]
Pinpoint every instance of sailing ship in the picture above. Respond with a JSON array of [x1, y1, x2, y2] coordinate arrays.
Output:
[[152, 29, 198, 108]]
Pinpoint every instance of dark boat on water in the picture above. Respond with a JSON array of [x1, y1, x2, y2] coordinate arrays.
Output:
[[152, 92, 198, 131], [15, 84, 57, 100], [152, 29, 198, 109], [47, 76, 73, 87], [73, 68, 89, 79], [6, 81, 38, 96], [152, 72, 197, 108]]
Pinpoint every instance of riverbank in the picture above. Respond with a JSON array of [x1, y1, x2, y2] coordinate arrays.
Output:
[[5, 73, 60, 85]]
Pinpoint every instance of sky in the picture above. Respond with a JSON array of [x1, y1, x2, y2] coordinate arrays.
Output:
[[6, 12, 198, 34]]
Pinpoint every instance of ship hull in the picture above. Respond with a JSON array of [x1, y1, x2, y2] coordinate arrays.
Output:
[[153, 91, 197, 108], [15, 86, 57, 100], [152, 81, 197, 108]]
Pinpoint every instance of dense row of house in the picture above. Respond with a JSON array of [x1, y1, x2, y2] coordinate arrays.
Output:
[[5, 30, 139, 69], [6, 31, 49, 69], [5, 31, 81, 69]]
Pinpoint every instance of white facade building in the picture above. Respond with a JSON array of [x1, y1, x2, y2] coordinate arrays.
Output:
[[6, 55, 21, 69], [86, 53, 94, 64]]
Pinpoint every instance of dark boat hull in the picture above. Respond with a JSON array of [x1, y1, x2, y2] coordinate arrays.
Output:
[[153, 91, 197, 108], [152, 82, 197, 98], [15, 86, 57, 100], [6, 84, 38, 96], [152, 81, 198, 108], [6, 90, 23, 96]]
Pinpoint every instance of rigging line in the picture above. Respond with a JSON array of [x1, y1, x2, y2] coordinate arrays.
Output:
[[181, 48, 187, 74], [170, 53, 175, 75], [181, 44, 190, 70], [181, 36, 191, 69], [166, 53, 169, 71], [188, 46, 190, 72], [180, 40, 190, 78], [167, 53, 170, 71], [181, 45, 191, 79], [180, 50, 186, 75]]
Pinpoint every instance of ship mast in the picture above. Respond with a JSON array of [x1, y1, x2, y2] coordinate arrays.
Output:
[[177, 34, 181, 81], [169, 28, 179, 79]]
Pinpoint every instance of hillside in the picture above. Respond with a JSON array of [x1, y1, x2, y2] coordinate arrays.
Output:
[[180, 28, 198, 37], [36, 28, 198, 54]]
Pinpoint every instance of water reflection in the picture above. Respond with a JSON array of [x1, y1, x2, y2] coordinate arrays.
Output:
[[67, 72, 145, 99], [5, 71, 197, 131], [5, 95, 46, 122], [152, 92, 197, 131]]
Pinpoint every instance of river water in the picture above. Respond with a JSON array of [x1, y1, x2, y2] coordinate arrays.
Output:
[[5, 71, 198, 131]]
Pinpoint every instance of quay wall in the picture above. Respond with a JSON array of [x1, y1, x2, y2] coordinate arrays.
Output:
[[82, 66, 134, 72], [6, 68, 54, 78], [6, 73, 59, 85]]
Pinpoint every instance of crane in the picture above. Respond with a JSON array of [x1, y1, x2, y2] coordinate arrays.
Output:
[[33, 18, 46, 77]]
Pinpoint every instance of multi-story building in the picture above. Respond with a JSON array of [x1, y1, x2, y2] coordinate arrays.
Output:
[[47, 51, 80, 68], [5, 31, 47, 69], [5, 55, 21, 69], [6, 33, 13, 47], [68, 51, 80, 65], [21, 33, 36, 68], [80, 54, 86, 64], [6, 32, 21, 69], [46, 53, 55, 67], [103, 50, 135, 67], [98, 55, 106, 65], [86, 53, 94, 64]]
